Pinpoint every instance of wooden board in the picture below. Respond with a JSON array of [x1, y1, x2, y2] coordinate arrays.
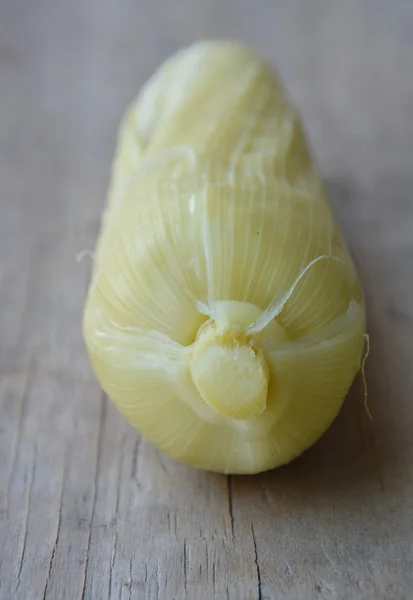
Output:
[[1, 1, 412, 598]]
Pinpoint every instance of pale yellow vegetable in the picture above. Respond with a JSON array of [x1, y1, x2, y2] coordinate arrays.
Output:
[[83, 41, 366, 474]]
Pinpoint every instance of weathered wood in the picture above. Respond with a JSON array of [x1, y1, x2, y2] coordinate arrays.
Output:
[[1, 1, 413, 599]]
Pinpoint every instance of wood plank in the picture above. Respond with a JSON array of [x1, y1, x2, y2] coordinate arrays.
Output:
[[1, 1, 413, 599]]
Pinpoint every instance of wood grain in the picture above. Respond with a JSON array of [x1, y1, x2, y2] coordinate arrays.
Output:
[[1, 1, 412, 598]]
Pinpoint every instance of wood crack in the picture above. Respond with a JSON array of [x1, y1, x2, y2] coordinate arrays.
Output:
[[212, 562, 216, 593], [251, 523, 262, 600], [108, 529, 117, 600], [16, 443, 37, 591], [183, 539, 188, 589], [81, 392, 106, 600], [129, 559, 133, 600], [42, 443, 67, 600], [227, 476, 234, 539], [109, 433, 124, 600]]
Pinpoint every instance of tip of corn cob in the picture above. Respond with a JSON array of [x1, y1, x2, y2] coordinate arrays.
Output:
[[190, 320, 269, 420]]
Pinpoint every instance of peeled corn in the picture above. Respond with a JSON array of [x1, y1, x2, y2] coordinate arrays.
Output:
[[83, 41, 366, 474]]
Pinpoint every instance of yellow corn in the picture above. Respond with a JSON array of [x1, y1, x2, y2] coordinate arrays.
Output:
[[83, 41, 366, 474]]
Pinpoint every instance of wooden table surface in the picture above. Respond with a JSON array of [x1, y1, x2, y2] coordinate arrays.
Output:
[[1, 2, 413, 599]]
